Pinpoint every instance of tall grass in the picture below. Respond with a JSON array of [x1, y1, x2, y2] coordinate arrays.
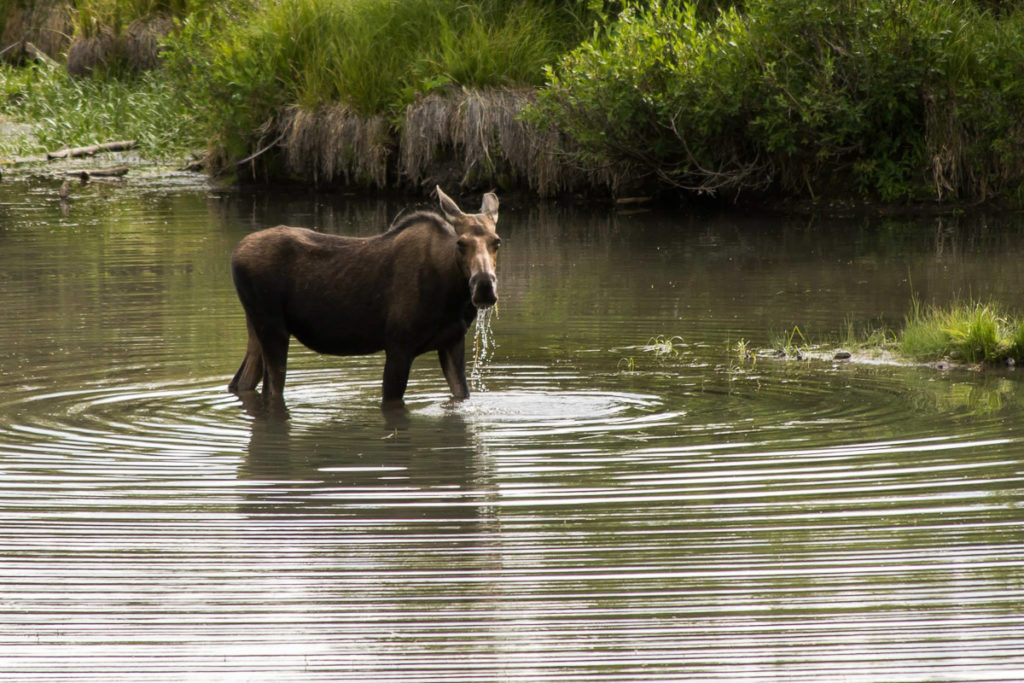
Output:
[[71, 0, 209, 36], [0, 61, 202, 160], [161, 0, 583, 169], [900, 297, 1024, 364]]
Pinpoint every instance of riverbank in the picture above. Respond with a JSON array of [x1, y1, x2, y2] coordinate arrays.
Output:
[[3, 0, 1024, 204]]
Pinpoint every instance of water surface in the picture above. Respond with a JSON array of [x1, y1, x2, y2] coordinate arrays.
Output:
[[1, 179, 1023, 680]]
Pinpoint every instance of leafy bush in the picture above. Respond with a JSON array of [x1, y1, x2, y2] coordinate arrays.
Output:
[[532, 0, 1024, 202], [161, 0, 584, 169]]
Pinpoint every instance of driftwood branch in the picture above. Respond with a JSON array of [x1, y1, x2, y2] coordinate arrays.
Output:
[[235, 132, 285, 167], [8, 140, 139, 166], [63, 166, 130, 180], [47, 140, 137, 160], [0, 41, 59, 66], [0, 42, 21, 59], [23, 42, 58, 67]]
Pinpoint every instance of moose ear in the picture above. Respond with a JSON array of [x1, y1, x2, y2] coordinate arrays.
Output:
[[480, 192, 499, 224], [436, 186, 464, 221]]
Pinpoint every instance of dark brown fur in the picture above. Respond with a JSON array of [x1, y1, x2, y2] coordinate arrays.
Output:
[[228, 187, 500, 406]]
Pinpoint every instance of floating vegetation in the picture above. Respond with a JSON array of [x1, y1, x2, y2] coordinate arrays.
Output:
[[644, 335, 685, 357]]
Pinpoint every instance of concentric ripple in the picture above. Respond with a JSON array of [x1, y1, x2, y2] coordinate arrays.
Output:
[[2, 182, 1024, 680]]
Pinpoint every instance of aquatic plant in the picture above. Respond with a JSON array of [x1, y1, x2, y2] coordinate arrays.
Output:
[[645, 335, 685, 357], [734, 337, 755, 366], [768, 325, 811, 359]]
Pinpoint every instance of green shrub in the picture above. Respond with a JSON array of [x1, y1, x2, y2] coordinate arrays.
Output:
[[161, 0, 584, 169], [531, 0, 1024, 201]]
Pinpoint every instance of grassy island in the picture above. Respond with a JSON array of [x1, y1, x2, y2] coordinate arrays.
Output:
[[736, 299, 1024, 369]]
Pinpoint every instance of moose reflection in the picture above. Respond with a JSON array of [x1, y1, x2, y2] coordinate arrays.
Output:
[[228, 186, 500, 406]]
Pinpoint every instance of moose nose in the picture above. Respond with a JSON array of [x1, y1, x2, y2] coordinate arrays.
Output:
[[470, 272, 498, 308]]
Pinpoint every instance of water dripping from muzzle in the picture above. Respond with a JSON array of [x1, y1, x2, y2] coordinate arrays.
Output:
[[470, 307, 497, 392]]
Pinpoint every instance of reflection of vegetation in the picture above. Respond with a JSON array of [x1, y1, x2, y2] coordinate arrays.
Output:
[[908, 375, 1024, 417]]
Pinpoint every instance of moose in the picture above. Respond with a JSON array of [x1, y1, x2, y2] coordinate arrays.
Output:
[[228, 187, 501, 406]]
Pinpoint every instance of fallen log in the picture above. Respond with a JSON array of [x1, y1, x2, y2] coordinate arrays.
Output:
[[63, 166, 130, 180], [0, 42, 22, 60], [46, 140, 137, 160], [23, 42, 59, 68], [9, 154, 48, 165]]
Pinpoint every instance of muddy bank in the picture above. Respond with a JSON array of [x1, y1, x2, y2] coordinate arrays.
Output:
[[234, 88, 622, 198]]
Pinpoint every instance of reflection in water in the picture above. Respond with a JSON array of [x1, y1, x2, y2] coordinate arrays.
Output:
[[0, 179, 1023, 679]]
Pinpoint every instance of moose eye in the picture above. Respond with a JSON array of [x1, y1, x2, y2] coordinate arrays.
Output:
[[457, 239, 470, 253], [492, 238, 502, 250]]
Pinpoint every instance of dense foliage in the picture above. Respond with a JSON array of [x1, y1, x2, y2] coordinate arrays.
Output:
[[3, 0, 1024, 201], [533, 0, 1024, 201], [160, 0, 589, 166]]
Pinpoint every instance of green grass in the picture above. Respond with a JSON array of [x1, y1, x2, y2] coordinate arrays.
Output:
[[900, 297, 1024, 365], [71, 0, 210, 36], [0, 61, 202, 161], [705, 298, 1024, 369], [762, 299, 1024, 366], [160, 0, 587, 164]]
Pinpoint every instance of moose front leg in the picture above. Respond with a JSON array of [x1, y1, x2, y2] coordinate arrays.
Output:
[[438, 338, 469, 400], [382, 350, 413, 407]]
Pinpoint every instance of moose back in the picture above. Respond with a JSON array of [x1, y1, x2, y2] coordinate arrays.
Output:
[[228, 187, 501, 405]]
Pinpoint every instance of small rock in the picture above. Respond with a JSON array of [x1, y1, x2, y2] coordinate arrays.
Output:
[[834, 350, 852, 360]]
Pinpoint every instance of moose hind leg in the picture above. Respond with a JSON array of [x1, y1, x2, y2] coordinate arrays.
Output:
[[258, 327, 290, 398], [228, 319, 265, 393]]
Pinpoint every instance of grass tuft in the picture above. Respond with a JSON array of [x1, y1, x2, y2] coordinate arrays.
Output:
[[900, 297, 1017, 364]]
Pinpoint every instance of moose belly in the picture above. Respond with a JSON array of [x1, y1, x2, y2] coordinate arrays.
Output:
[[288, 317, 386, 357]]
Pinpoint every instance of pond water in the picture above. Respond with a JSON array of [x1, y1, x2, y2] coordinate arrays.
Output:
[[1, 177, 1023, 681]]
